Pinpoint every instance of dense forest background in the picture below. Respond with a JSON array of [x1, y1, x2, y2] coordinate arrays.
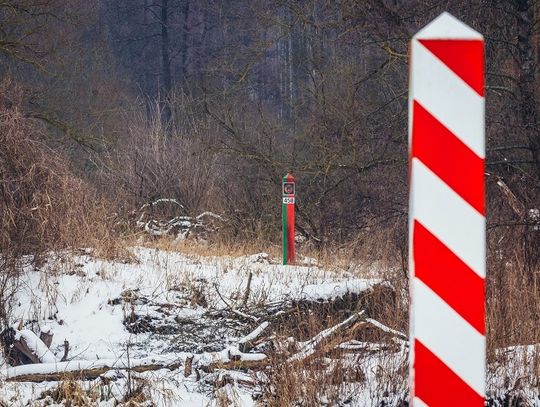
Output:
[[1, 0, 540, 343]]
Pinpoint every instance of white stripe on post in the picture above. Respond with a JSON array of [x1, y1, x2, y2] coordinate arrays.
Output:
[[411, 42, 485, 157], [414, 279, 485, 394], [409, 12, 486, 406], [413, 397, 429, 407], [411, 159, 485, 276]]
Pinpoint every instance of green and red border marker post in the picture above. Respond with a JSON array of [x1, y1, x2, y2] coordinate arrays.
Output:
[[282, 173, 295, 265]]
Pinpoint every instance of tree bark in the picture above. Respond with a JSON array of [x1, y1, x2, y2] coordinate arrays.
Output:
[[7, 360, 181, 383], [181, 0, 190, 82], [515, 0, 540, 177], [161, 0, 172, 128]]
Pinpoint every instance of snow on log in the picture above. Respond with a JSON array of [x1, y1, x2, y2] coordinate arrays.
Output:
[[196, 211, 225, 221], [5, 355, 181, 383], [365, 318, 408, 342], [15, 329, 57, 364], [288, 311, 366, 363], [297, 279, 385, 301], [238, 321, 269, 353], [196, 345, 267, 372], [136, 198, 225, 240]]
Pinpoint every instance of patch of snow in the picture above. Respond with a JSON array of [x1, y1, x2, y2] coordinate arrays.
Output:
[[529, 208, 540, 230], [298, 279, 381, 301]]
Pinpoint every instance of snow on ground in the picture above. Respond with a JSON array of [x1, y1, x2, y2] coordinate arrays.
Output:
[[1, 247, 539, 406], [486, 344, 540, 405], [6, 248, 378, 362], [0, 247, 389, 406]]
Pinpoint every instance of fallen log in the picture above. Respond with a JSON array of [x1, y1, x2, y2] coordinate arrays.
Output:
[[5, 356, 181, 383], [196, 345, 268, 373], [238, 321, 269, 353], [204, 358, 270, 372], [288, 311, 366, 363], [365, 318, 407, 342], [257, 282, 397, 340], [14, 329, 57, 364]]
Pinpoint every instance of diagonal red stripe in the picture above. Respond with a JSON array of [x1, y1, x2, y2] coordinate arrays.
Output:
[[418, 39, 484, 96], [415, 340, 484, 406], [413, 220, 485, 334], [412, 100, 485, 215]]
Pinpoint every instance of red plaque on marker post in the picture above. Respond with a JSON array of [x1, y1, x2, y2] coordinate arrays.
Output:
[[409, 12, 485, 406], [282, 173, 295, 265]]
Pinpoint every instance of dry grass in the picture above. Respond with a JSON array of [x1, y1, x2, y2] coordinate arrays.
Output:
[[260, 300, 407, 406], [141, 235, 281, 260], [37, 381, 101, 407], [261, 311, 354, 406], [485, 223, 539, 335], [0, 82, 112, 260], [136, 219, 404, 278], [0, 80, 127, 330]]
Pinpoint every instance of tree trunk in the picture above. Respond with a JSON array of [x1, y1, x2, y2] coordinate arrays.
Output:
[[161, 0, 172, 129], [515, 0, 540, 177], [181, 0, 190, 83]]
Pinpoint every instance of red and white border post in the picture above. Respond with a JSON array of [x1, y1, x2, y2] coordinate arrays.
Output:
[[282, 173, 295, 265], [409, 12, 485, 406]]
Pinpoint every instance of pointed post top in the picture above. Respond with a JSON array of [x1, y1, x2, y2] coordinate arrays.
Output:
[[414, 12, 483, 40], [283, 172, 295, 182]]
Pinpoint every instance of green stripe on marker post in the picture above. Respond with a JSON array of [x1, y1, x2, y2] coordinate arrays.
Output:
[[282, 173, 295, 265]]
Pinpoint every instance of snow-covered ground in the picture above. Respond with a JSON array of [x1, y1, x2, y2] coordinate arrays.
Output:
[[7, 248, 379, 358], [0, 247, 538, 406], [0, 247, 394, 406]]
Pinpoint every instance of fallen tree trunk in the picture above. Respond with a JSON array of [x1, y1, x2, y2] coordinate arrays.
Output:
[[365, 318, 407, 342], [6, 356, 181, 383], [288, 311, 366, 363], [196, 345, 267, 373], [238, 321, 269, 352], [12, 329, 58, 365], [204, 358, 270, 372]]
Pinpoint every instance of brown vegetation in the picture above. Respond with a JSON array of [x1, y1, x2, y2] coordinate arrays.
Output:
[[0, 80, 117, 330], [0, 0, 539, 404]]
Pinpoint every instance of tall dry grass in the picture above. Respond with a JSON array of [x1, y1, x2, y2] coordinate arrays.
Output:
[[0, 80, 122, 329]]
